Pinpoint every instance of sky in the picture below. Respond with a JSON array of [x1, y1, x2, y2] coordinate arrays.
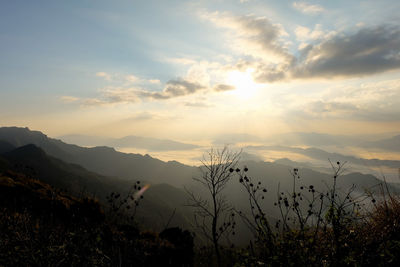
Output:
[[1, 0, 400, 166]]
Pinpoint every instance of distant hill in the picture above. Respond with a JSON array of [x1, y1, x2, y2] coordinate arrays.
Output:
[[246, 145, 400, 169], [59, 134, 200, 151], [363, 135, 400, 152]]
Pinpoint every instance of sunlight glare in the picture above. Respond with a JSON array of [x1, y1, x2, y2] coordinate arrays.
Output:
[[226, 68, 260, 99]]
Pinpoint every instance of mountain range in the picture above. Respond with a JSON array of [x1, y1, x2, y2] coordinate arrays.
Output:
[[1, 126, 399, 235], [59, 134, 200, 151]]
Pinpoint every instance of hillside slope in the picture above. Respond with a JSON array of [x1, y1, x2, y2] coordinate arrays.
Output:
[[0, 127, 197, 187], [0, 144, 192, 230]]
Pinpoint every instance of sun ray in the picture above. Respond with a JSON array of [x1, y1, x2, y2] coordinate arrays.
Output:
[[226, 68, 260, 99]]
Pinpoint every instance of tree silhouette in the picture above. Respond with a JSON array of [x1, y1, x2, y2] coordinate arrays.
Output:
[[186, 147, 240, 267]]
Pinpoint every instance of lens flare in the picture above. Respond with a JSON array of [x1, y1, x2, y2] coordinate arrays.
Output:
[[134, 184, 150, 199]]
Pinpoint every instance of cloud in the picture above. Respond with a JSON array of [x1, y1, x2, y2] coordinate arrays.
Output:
[[293, 25, 400, 78], [252, 61, 289, 82], [95, 71, 160, 86], [148, 79, 161, 84], [202, 12, 295, 82], [135, 90, 170, 100], [121, 112, 162, 122], [233, 24, 400, 82], [70, 88, 141, 107], [306, 100, 358, 115], [292, 2, 325, 14], [287, 100, 360, 120], [184, 101, 213, 108], [60, 96, 80, 103], [214, 84, 236, 92], [102, 88, 140, 103], [285, 79, 400, 122], [203, 11, 400, 82], [79, 79, 207, 106], [96, 72, 112, 81], [203, 12, 292, 62], [288, 99, 400, 122], [163, 79, 206, 97], [82, 98, 108, 106], [68, 18, 400, 108], [125, 74, 139, 84], [213, 133, 262, 145], [294, 24, 330, 42], [268, 132, 362, 147], [162, 57, 198, 65]]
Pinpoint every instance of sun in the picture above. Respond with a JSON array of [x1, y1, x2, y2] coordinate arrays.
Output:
[[226, 68, 260, 99]]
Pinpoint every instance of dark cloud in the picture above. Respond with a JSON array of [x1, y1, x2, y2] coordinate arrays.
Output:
[[238, 24, 400, 82], [136, 79, 206, 100], [214, 84, 235, 92], [235, 15, 293, 60], [164, 79, 206, 96], [82, 79, 207, 105], [136, 90, 170, 100], [233, 15, 295, 82], [212, 14, 400, 81], [292, 25, 400, 78], [205, 13, 295, 82], [253, 62, 289, 82]]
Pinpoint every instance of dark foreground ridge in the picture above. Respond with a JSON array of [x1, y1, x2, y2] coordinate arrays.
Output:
[[0, 170, 194, 266]]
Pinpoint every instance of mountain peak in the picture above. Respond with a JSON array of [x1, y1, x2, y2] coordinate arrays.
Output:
[[0, 127, 49, 147]]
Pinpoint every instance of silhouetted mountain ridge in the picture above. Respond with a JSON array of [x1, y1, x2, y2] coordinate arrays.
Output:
[[1, 127, 397, 194], [0, 127, 196, 187]]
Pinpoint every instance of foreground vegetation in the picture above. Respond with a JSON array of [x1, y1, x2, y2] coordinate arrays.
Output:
[[0, 170, 194, 266], [1, 149, 400, 266], [227, 163, 400, 267], [187, 149, 400, 267]]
